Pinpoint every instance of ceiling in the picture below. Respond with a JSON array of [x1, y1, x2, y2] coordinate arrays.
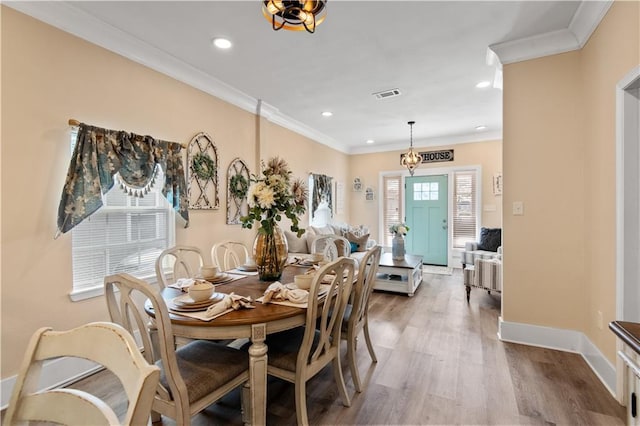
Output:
[[7, 1, 611, 154]]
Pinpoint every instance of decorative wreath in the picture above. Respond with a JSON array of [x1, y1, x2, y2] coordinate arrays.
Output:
[[229, 173, 249, 199], [192, 153, 216, 180]]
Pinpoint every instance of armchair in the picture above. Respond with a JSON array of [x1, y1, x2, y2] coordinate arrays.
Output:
[[462, 228, 502, 302]]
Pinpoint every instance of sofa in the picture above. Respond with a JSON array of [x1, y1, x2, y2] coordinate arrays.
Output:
[[284, 223, 376, 264], [461, 227, 502, 302]]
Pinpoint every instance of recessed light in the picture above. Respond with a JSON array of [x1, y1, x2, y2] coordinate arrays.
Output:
[[366, 139, 374, 144], [476, 81, 491, 88], [321, 111, 333, 117], [212, 38, 232, 49], [475, 125, 487, 131]]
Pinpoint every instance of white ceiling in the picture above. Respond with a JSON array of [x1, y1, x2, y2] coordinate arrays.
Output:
[[7, 1, 611, 154]]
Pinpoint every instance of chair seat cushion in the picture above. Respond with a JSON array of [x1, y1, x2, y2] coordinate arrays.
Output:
[[157, 340, 248, 403], [265, 327, 320, 372]]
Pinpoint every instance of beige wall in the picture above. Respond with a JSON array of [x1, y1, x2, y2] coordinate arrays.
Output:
[[502, 0, 639, 361], [349, 140, 503, 243], [0, 7, 349, 377]]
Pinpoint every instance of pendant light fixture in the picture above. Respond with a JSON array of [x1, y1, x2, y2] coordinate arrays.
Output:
[[262, 0, 327, 34], [401, 121, 421, 176]]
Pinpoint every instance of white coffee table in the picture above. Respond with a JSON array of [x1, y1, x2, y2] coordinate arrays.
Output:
[[373, 253, 423, 296]]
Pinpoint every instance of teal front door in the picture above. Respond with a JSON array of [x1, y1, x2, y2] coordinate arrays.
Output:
[[405, 175, 448, 265]]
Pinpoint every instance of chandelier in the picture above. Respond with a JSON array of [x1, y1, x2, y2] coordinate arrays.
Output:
[[262, 0, 327, 34], [401, 121, 421, 176]]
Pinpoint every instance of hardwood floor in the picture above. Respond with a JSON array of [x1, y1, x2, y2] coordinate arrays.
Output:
[[62, 270, 626, 425]]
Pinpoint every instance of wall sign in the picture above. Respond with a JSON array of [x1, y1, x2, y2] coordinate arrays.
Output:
[[400, 149, 454, 164]]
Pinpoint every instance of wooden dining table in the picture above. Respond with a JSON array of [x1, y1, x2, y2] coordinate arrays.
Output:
[[146, 264, 315, 426]]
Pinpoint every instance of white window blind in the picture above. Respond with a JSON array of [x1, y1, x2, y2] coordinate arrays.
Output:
[[382, 175, 402, 247], [453, 170, 477, 248], [69, 127, 175, 299]]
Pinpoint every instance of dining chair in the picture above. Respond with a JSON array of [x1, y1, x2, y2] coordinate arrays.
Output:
[[155, 245, 205, 289], [342, 244, 382, 392], [104, 273, 249, 426], [4, 321, 160, 426], [264, 256, 356, 425], [211, 240, 249, 271], [310, 234, 351, 261]]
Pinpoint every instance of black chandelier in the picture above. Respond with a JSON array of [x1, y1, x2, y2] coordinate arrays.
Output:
[[262, 0, 327, 34]]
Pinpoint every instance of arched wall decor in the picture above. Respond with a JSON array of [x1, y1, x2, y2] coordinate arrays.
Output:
[[186, 132, 219, 210], [226, 158, 250, 224]]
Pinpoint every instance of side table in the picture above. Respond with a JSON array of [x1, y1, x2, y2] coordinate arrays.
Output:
[[373, 253, 423, 296]]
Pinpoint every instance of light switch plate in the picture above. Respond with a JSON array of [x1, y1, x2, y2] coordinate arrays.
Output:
[[513, 201, 524, 215]]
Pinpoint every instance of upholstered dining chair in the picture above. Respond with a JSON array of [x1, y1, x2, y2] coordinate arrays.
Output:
[[4, 321, 160, 426], [310, 234, 351, 261], [264, 257, 356, 425], [155, 245, 205, 289], [342, 245, 382, 392], [104, 273, 249, 426], [211, 240, 249, 271]]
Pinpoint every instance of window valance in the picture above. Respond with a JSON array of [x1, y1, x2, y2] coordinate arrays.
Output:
[[57, 122, 189, 235]]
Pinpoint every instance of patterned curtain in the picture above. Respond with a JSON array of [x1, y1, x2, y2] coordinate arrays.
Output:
[[311, 173, 333, 218], [56, 123, 189, 235]]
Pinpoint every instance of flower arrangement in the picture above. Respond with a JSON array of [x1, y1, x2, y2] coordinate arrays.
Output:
[[240, 157, 308, 237], [389, 222, 410, 236]]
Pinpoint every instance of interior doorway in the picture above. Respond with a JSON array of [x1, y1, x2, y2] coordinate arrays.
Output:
[[616, 66, 640, 321]]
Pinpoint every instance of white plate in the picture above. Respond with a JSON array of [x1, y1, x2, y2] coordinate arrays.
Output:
[[238, 264, 258, 272], [203, 273, 230, 283], [172, 292, 224, 308]]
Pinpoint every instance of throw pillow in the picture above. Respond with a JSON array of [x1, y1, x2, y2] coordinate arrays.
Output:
[[477, 227, 501, 252], [346, 231, 369, 252], [349, 242, 358, 253], [284, 230, 309, 254], [334, 238, 349, 255], [311, 225, 334, 236]]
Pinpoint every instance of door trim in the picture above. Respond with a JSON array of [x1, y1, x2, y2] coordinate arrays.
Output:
[[616, 65, 640, 322], [379, 165, 482, 267]]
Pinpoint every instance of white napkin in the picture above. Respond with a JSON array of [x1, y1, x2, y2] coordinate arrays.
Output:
[[169, 278, 210, 292], [262, 282, 309, 304], [203, 292, 254, 318]]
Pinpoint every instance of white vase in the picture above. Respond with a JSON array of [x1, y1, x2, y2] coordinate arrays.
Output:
[[392, 234, 405, 260]]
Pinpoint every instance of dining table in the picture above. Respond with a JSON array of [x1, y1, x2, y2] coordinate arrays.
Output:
[[145, 263, 318, 426]]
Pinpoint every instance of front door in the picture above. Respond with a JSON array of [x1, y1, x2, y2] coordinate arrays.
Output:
[[405, 175, 448, 265]]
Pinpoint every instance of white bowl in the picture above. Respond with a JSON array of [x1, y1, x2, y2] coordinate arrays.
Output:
[[294, 274, 314, 290], [200, 265, 219, 279], [188, 282, 215, 302]]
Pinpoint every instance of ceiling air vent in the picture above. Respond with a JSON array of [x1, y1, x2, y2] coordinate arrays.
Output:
[[373, 88, 401, 100]]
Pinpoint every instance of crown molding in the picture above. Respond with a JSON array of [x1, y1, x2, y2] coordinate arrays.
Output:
[[349, 130, 503, 155], [569, 0, 614, 49], [4, 1, 346, 152], [489, 0, 613, 65]]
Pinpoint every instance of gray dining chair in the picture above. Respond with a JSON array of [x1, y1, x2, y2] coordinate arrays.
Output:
[[104, 273, 249, 426]]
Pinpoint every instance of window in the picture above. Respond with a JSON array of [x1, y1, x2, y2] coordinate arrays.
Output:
[[382, 175, 402, 247], [413, 182, 439, 201], [69, 131, 175, 300], [452, 170, 477, 248]]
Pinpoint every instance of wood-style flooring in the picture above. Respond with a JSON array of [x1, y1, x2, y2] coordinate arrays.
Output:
[[62, 270, 626, 425]]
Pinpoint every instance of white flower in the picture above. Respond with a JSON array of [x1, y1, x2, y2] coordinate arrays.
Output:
[[256, 185, 275, 209], [397, 225, 407, 235]]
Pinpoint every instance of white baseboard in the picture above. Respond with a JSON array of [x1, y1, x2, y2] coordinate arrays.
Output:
[[499, 317, 617, 397]]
